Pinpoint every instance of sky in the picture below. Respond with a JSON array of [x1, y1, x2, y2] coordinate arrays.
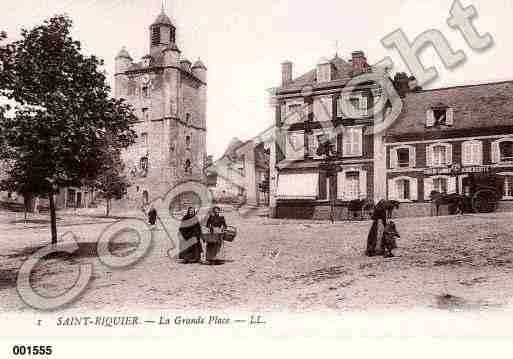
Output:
[[2, 0, 513, 158]]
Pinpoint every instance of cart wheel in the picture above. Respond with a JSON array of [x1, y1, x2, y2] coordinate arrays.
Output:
[[472, 189, 499, 213]]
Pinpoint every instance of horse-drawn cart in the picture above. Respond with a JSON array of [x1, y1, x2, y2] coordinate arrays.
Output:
[[431, 173, 503, 215]]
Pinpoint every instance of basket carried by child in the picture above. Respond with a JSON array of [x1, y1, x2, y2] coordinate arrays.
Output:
[[223, 226, 237, 242]]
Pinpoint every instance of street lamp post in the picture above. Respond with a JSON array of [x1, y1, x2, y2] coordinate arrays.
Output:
[[450, 162, 462, 194], [319, 141, 339, 223]]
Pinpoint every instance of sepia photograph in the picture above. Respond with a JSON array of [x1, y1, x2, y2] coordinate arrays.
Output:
[[1, 0, 513, 357]]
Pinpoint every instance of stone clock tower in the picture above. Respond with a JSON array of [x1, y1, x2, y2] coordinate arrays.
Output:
[[114, 7, 207, 208]]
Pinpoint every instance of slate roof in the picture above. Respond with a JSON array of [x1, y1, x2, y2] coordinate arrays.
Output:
[[387, 80, 513, 138], [152, 12, 174, 27], [116, 47, 132, 60], [280, 54, 355, 90]]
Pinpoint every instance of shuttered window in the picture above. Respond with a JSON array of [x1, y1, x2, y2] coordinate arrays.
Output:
[[337, 169, 367, 200], [427, 143, 452, 167], [313, 96, 332, 122], [461, 140, 482, 166], [388, 176, 418, 201], [285, 131, 305, 160], [342, 127, 363, 157]]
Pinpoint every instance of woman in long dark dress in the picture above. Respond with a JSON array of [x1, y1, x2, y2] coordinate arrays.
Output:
[[366, 200, 387, 256], [205, 206, 227, 264], [178, 207, 203, 263]]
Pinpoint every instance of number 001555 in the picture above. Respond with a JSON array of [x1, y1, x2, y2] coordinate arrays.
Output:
[[12, 345, 53, 356]]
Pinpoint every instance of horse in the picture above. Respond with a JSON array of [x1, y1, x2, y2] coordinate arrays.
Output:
[[347, 199, 366, 220], [429, 191, 465, 216]]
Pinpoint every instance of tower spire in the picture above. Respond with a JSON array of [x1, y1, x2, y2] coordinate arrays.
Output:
[[161, 0, 165, 14]]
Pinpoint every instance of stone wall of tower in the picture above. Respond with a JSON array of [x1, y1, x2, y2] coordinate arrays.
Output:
[[113, 11, 207, 210]]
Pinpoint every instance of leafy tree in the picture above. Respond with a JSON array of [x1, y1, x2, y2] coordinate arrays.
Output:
[[83, 135, 130, 217], [0, 15, 136, 244]]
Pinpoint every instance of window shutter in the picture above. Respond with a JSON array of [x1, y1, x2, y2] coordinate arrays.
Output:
[[446, 144, 453, 165], [462, 141, 471, 165], [355, 128, 363, 156], [343, 130, 352, 156], [331, 130, 338, 153], [390, 148, 398, 169], [388, 179, 397, 200], [491, 141, 499, 163], [314, 97, 332, 122], [446, 108, 454, 126], [336, 97, 343, 117], [360, 96, 368, 115], [309, 134, 319, 158], [448, 176, 457, 194], [318, 171, 327, 200], [426, 145, 433, 167], [337, 171, 346, 200], [475, 141, 483, 165], [426, 109, 435, 127], [359, 170, 367, 199], [424, 177, 433, 201], [410, 177, 418, 201], [409, 146, 416, 167], [280, 104, 286, 125]]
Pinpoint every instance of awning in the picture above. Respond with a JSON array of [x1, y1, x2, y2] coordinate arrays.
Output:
[[277, 173, 319, 199]]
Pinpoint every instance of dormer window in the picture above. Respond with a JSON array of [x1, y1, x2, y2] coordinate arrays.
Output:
[[142, 57, 151, 68], [427, 106, 454, 127]]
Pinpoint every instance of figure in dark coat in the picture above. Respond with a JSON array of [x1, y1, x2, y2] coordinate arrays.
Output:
[[178, 207, 203, 263], [205, 206, 227, 264], [148, 206, 157, 226], [366, 200, 387, 257]]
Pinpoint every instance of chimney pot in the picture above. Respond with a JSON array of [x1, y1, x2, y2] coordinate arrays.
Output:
[[351, 50, 368, 76], [281, 61, 293, 86]]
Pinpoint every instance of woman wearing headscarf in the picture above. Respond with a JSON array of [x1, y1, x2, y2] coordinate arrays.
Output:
[[178, 207, 203, 263], [365, 199, 387, 256], [205, 206, 227, 264]]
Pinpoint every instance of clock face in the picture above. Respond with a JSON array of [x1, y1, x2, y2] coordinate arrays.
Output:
[[141, 74, 150, 84]]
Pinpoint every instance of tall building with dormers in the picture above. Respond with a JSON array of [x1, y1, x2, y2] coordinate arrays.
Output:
[[114, 8, 207, 207]]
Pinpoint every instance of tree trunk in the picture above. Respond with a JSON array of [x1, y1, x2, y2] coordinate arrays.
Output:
[[106, 198, 110, 217], [49, 192, 57, 244]]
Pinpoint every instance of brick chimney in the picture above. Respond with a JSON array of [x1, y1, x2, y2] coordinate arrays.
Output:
[[351, 51, 369, 76], [393, 72, 410, 98], [281, 61, 293, 86]]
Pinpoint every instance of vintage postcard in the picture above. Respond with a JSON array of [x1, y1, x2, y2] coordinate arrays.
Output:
[[1, 0, 513, 357]]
